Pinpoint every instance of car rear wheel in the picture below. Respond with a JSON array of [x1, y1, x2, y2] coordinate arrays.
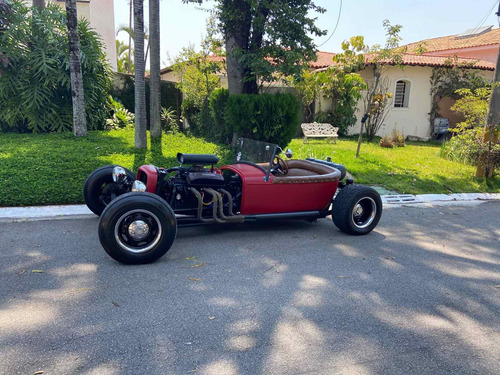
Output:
[[98, 192, 177, 264], [332, 185, 382, 235], [83, 165, 135, 216]]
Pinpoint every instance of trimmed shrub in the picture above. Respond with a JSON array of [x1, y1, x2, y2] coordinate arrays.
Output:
[[209, 88, 230, 143], [195, 100, 216, 139], [225, 93, 301, 147]]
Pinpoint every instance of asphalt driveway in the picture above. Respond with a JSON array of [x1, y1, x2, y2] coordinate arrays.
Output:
[[0, 202, 499, 375]]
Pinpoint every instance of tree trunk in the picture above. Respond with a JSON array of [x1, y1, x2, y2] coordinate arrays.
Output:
[[65, 0, 87, 137], [225, 34, 245, 96], [32, 0, 45, 9], [355, 122, 364, 158], [477, 43, 500, 177], [149, 0, 161, 139], [128, 0, 132, 73], [356, 65, 380, 157], [133, 0, 147, 149], [223, 0, 251, 96], [222, 0, 252, 145]]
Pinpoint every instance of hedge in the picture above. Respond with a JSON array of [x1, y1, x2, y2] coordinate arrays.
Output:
[[225, 93, 301, 147]]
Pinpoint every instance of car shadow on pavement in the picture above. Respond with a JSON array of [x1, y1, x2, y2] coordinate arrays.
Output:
[[0, 202, 498, 374]]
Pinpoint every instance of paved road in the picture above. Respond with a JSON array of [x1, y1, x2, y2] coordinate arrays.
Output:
[[0, 202, 499, 375]]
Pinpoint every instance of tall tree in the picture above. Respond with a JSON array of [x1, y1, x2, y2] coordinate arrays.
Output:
[[133, 0, 147, 148], [355, 20, 406, 157], [477, 4, 500, 177], [184, 0, 326, 95], [65, 0, 87, 136], [32, 0, 45, 9], [149, 0, 161, 139]]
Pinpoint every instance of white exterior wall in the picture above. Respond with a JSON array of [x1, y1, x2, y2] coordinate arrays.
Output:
[[316, 65, 493, 140], [348, 66, 434, 139], [88, 0, 117, 71]]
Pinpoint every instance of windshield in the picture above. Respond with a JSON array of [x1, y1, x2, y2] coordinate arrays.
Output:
[[235, 138, 278, 165]]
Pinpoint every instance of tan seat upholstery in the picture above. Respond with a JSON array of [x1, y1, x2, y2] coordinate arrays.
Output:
[[272, 160, 341, 184]]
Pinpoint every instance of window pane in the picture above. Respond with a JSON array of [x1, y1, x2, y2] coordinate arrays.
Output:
[[394, 81, 407, 108]]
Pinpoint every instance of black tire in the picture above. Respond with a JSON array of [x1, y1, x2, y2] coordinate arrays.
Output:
[[83, 165, 135, 216], [332, 185, 382, 235], [98, 192, 177, 264]]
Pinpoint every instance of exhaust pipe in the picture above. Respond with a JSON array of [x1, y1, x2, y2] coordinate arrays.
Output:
[[201, 188, 225, 224], [205, 188, 244, 223], [189, 187, 244, 224], [189, 187, 218, 223], [218, 188, 236, 216]]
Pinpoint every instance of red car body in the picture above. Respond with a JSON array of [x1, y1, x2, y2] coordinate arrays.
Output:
[[137, 163, 339, 216], [220, 164, 338, 215]]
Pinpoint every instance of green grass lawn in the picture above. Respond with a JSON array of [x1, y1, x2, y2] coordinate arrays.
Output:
[[289, 138, 500, 195], [0, 128, 498, 207], [0, 129, 233, 206]]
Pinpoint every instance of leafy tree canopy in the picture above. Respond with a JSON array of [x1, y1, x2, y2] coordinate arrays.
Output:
[[184, 0, 327, 93]]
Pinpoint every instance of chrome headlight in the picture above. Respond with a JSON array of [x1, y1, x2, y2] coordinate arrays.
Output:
[[112, 166, 127, 183], [131, 180, 147, 192]]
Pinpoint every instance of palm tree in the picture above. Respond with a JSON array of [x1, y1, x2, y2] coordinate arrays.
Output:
[[116, 40, 134, 73], [149, 0, 161, 139], [133, 0, 147, 148], [65, 0, 87, 137], [116, 24, 149, 73]]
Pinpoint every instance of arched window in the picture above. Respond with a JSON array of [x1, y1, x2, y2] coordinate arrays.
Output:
[[394, 80, 410, 108]]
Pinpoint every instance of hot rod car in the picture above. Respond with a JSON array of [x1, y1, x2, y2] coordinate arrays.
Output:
[[84, 138, 382, 264]]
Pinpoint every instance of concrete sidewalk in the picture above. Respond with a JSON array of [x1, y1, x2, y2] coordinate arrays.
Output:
[[1, 193, 499, 221]]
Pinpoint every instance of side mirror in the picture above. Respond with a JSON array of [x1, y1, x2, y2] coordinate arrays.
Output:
[[285, 148, 293, 159]]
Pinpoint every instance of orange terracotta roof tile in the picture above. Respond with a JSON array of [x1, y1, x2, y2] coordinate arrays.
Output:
[[311, 52, 495, 71], [308, 51, 336, 68], [405, 28, 500, 53], [367, 53, 495, 70]]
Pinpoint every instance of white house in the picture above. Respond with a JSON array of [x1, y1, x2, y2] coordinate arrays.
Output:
[[160, 28, 498, 140], [315, 28, 499, 140], [24, 0, 117, 70]]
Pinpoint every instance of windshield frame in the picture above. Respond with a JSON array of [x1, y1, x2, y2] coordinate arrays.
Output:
[[234, 138, 278, 181]]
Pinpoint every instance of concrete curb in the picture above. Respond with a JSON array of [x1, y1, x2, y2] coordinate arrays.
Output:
[[1, 193, 499, 220], [381, 193, 500, 205]]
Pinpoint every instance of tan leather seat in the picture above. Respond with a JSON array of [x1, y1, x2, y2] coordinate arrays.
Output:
[[272, 160, 341, 184]]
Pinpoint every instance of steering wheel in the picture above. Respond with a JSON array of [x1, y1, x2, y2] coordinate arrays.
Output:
[[273, 156, 289, 176]]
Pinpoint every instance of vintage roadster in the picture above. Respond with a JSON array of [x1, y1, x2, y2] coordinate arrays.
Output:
[[84, 138, 382, 264]]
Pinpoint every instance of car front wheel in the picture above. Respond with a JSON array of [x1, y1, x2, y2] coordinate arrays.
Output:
[[83, 165, 136, 216], [98, 192, 177, 264], [332, 185, 382, 235]]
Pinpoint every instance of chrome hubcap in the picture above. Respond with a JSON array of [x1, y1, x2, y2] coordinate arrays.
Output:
[[128, 220, 150, 240], [354, 203, 364, 216], [352, 197, 377, 229], [114, 209, 162, 254]]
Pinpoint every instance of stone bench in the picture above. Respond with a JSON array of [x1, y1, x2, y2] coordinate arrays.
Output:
[[301, 122, 339, 144]]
